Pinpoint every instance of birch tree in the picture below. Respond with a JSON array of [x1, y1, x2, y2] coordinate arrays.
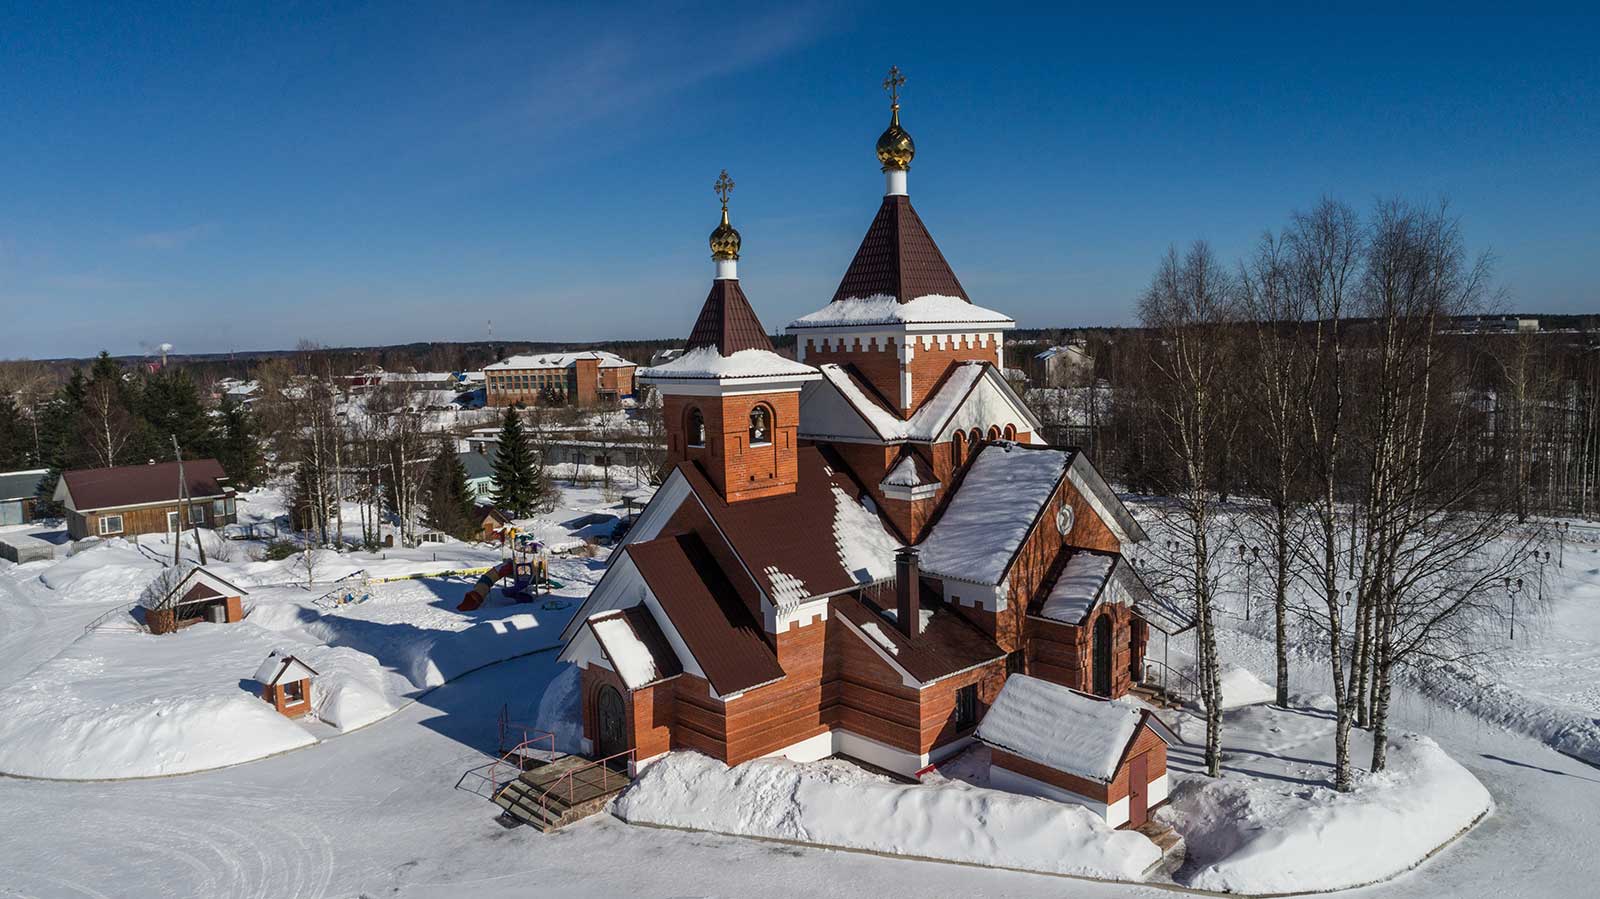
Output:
[[1138, 241, 1240, 778]]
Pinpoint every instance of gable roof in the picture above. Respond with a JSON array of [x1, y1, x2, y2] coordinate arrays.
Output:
[[917, 444, 1076, 585], [458, 446, 498, 482], [141, 565, 248, 611], [59, 459, 230, 511], [830, 195, 968, 304], [676, 446, 901, 605], [625, 531, 784, 696], [977, 675, 1163, 783], [1036, 548, 1122, 625], [253, 650, 319, 686], [685, 279, 775, 355], [586, 605, 683, 690], [803, 361, 1040, 444]]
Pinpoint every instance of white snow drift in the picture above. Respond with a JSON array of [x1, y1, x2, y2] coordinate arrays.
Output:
[[612, 752, 1161, 882]]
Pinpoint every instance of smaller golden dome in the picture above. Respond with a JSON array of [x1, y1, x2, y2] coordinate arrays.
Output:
[[876, 104, 915, 172], [709, 169, 740, 260]]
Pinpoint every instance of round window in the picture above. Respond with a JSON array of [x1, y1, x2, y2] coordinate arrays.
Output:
[[1056, 503, 1075, 536]]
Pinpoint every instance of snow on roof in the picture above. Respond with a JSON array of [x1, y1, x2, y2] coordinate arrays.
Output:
[[639, 346, 818, 381], [589, 613, 663, 689], [830, 485, 900, 584], [858, 620, 900, 655], [254, 650, 318, 686], [917, 445, 1073, 585], [882, 454, 929, 488], [1038, 552, 1117, 625], [977, 675, 1149, 783], [788, 294, 1015, 329], [485, 351, 633, 371], [815, 361, 988, 442]]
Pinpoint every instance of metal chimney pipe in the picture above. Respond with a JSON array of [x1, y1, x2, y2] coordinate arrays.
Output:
[[895, 547, 922, 638]]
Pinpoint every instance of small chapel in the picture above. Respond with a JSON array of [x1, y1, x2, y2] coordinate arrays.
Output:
[[558, 69, 1174, 784]]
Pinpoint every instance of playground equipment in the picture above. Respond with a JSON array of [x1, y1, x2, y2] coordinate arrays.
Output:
[[457, 533, 558, 611]]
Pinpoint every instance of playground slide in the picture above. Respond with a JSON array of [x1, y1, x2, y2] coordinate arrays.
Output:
[[457, 560, 516, 611]]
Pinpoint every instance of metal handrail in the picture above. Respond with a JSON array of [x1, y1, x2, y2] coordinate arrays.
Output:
[[488, 732, 558, 796], [527, 748, 636, 816], [83, 601, 146, 634]]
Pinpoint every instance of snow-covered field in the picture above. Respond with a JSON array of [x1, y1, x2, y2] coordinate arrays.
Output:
[[0, 482, 622, 780], [2, 502, 1600, 895]]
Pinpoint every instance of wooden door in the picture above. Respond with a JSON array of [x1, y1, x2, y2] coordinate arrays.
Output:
[[1127, 752, 1148, 828], [595, 684, 627, 761]]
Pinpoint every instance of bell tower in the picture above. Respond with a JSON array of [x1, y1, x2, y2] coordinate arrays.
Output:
[[642, 171, 820, 503], [786, 67, 1014, 415]]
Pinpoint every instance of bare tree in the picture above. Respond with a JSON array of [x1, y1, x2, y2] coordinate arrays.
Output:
[[1238, 229, 1310, 707], [82, 379, 136, 468], [1138, 241, 1241, 778]]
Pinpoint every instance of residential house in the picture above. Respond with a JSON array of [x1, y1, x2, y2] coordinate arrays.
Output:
[[54, 459, 238, 540]]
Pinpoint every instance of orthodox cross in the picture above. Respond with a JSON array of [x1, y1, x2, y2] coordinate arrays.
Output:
[[882, 65, 905, 106], [714, 169, 734, 209]]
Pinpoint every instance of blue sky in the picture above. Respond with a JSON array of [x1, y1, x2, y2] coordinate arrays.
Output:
[[2, 3, 1596, 359]]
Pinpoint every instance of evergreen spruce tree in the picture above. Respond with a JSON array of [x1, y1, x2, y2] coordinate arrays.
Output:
[[140, 368, 215, 459], [491, 407, 538, 516], [422, 438, 477, 540], [216, 403, 263, 488], [0, 394, 26, 471]]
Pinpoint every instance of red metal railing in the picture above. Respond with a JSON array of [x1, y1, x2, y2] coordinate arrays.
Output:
[[488, 732, 557, 795], [526, 748, 636, 816]]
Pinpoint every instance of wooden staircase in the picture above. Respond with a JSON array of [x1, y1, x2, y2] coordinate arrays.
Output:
[[493, 755, 633, 832], [1135, 818, 1187, 878]]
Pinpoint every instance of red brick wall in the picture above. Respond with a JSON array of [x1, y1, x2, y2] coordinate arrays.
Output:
[[600, 365, 635, 397], [573, 357, 600, 406], [663, 391, 800, 503], [1025, 603, 1141, 698]]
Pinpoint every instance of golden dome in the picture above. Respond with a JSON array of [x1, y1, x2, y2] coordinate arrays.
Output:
[[876, 104, 915, 172], [709, 169, 741, 261]]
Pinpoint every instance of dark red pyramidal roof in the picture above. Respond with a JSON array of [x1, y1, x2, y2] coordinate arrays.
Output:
[[685, 279, 775, 355], [831, 195, 969, 304]]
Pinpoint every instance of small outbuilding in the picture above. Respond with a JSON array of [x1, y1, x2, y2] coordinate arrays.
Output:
[[254, 650, 319, 718], [977, 674, 1172, 828], [143, 566, 248, 634]]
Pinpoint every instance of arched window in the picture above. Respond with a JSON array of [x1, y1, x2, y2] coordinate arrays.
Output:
[[1003, 424, 1017, 441], [748, 404, 772, 446], [951, 429, 967, 466], [987, 425, 1001, 442], [686, 407, 706, 447], [969, 427, 983, 448]]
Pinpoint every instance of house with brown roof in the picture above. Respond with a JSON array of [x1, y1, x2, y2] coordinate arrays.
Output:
[[557, 99, 1179, 781], [54, 459, 237, 541]]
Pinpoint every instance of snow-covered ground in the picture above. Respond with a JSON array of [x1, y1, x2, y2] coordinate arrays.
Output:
[[0, 481, 624, 780], [3, 502, 1600, 895]]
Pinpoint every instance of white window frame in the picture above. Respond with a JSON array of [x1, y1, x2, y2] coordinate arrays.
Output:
[[189, 504, 207, 524], [98, 514, 124, 535]]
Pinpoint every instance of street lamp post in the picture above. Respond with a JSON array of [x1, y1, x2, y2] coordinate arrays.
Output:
[[1506, 576, 1524, 641]]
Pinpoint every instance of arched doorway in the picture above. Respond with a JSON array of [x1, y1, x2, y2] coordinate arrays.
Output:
[[595, 684, 627, 761], [1092, 615, 1113, 697]]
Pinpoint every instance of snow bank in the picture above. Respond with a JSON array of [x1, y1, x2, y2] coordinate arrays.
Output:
[[37, 539, 165, 604], [614, 753, 1160, 882], [1421, 657, 1600, 767], [0, 626, 317, 779], [1168, 733, 1491, 893], [535, 663, 585, 754]]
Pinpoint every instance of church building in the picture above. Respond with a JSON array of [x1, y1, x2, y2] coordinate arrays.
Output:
[[558, 70, 1166, 780]]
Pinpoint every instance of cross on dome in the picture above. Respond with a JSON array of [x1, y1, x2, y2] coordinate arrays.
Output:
[[709, 168, 741, 264]]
